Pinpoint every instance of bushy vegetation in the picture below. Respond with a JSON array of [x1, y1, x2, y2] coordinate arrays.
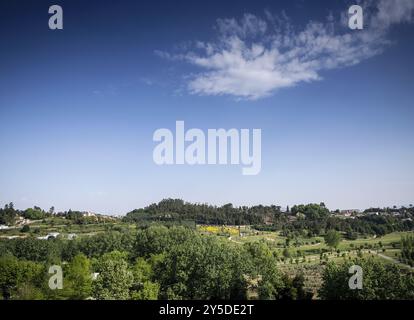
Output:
[[0, 226, 302, 300], [23, 207, 48, 220], [401, 235, 414, 267], [0, 203, 17, 225], [324, 230, 342, 249], [320, 257, 414, 299], [1, 225, 413, 300], [124, 199, 280, 225]]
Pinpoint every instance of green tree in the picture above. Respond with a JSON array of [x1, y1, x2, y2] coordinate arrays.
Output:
[[401, 235, 414, 266], [282, 248, 291, 258], [132, 257, 152, 284], [20, 225, 30, 233], [243, 241, 284, 300], [324, 230, 342, 249], [12, 282, 44, 300], [9, 237, 61, 262], [130, 257, 161, 299], [156, 232, 248, 300], [23, 207, 47, 220], [0, 255, 21, 299], [77, 231, 135, 258], [0, 255, 45, 300], [63, 253, 92, 299], [0, 204, 17, 225], [92, 251, 133, 300], [290, 203, 330, 219], [319, 258, 414, 299], [131, 281, 160, 300], [134, 225, 195, 258]]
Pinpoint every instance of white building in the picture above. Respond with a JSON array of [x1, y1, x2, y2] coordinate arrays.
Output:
[[82, 211, 96, 217], [37, 232, 60, 240]]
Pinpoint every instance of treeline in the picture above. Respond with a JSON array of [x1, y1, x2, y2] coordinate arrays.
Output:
[[0, 203, 55, 224], [319, 258, 414, 299], [124, 200, 414, 238], [1, 226, 414, 300], [3, 200, 414, 238], [0, 203, 115, 226], [363, 206, 414, 214], [275, 214, 414, 238], [123, 199, 281, 225], [0, 203, 17, 225]]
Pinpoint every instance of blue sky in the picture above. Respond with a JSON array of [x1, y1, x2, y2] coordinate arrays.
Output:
[[0, 0, 413, 214]]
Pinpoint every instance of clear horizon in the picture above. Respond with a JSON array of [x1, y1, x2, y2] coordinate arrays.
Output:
[[2, 198, 413, 217]]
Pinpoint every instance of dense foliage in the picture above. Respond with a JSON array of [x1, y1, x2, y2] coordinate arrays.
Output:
[[401, 235, 414, 267], [1, 225, 413, 300], [319, 258, 414, 299], [0, 226, 312, 300], [0, 203, 17, 225], [124, 199, 280, 225], [324, 230, 342, 249]]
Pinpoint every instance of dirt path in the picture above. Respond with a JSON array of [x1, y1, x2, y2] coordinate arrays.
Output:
[[370, 251, 414, 270], [228, 236, 242, 244]]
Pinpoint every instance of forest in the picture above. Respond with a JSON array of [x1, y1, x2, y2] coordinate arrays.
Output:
[[124, 199, 414, 237]]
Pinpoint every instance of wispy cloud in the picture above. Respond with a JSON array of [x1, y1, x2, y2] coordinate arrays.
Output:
[[159, 0, 414, 100]]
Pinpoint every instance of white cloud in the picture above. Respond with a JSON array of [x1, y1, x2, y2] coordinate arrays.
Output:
[[160, 0, 414, 100], [372, 0, 414, 29]]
